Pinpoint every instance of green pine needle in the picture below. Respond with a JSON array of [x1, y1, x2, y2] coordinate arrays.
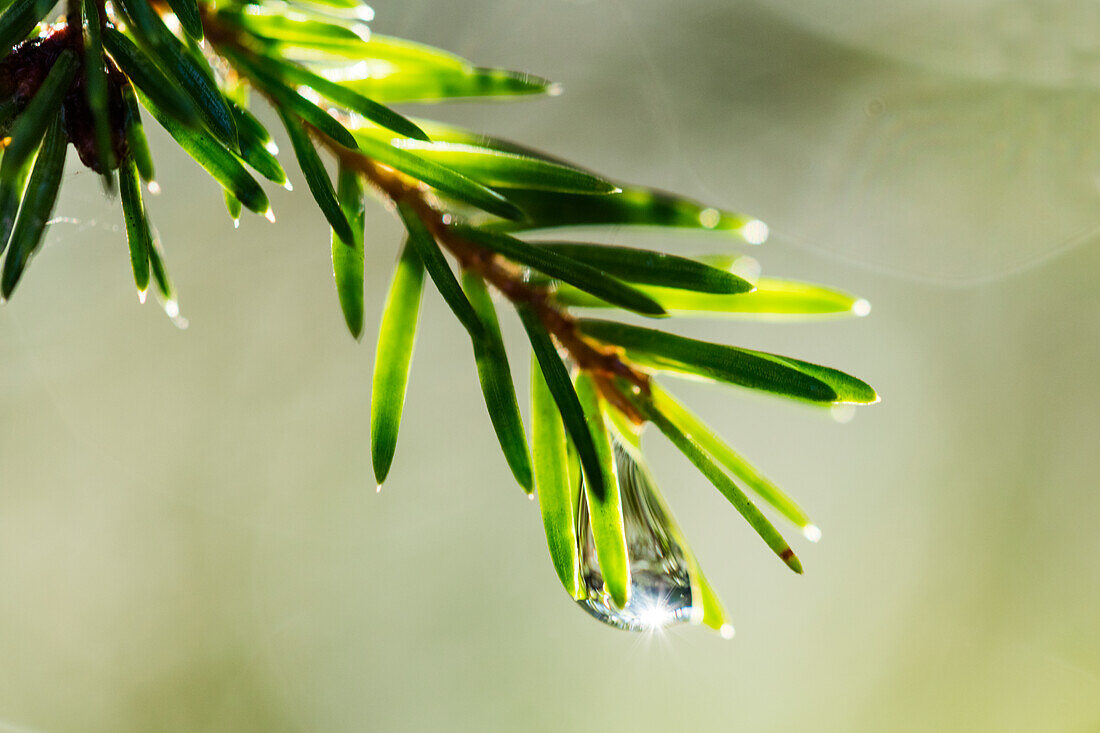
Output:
[[0, 0, 877, 635]]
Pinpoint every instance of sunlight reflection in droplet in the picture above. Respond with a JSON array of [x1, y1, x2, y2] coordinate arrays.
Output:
[[577, 442, 696, 632], [162, 300, 188, 330], [698, 207, 721, 229], [740, 219, 769, 244], [730, 255, 761, 283]]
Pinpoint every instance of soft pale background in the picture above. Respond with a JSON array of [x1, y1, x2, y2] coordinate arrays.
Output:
[[1, 1, 1098, 731]]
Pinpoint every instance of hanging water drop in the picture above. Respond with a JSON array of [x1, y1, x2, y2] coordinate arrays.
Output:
[[576, 440, 696, 631]]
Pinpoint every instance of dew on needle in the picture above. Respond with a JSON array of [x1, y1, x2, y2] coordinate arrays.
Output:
[[740, 219, 769, 244], [576, 441, 697, 632]]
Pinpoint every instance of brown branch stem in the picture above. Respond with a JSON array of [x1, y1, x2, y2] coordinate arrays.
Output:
[[66, 0, 84, 55], [318, 137, 650, 415]]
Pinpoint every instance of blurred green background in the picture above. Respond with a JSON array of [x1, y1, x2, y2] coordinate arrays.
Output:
[[1, 1, 1098, 731]]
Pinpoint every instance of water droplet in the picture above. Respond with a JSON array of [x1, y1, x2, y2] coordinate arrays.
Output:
[[283, 181, 294, 192], [730, 255, 761, 284], [740, 219, 769, 244], [146, 180, 161, 196], [161, 299, 189, 329], [264, 140, 280, 155], [576, 441, 696, 632], [264, 208, 276, 223], [137, 288, 147, 304], [698, 207, 721, 229], [852, 298, 872, 317], [802, 524, 822, 543], [233, 218, 240, 230]]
